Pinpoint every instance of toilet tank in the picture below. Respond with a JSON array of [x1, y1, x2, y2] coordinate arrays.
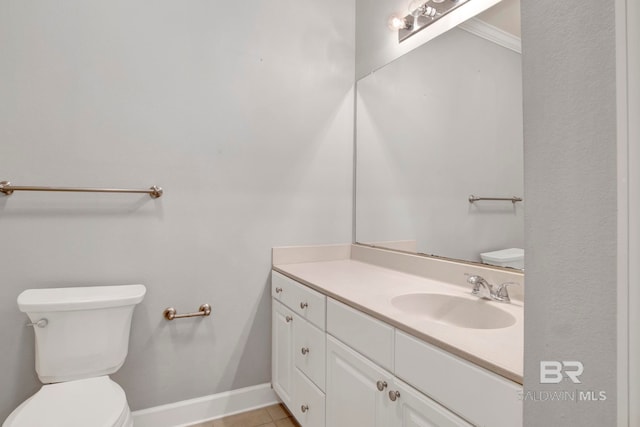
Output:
[[18, 284, 146, 384]]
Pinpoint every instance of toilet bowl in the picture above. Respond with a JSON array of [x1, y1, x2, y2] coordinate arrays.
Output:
[[3, 284, 145, 427], [4, 376, 132, 427]]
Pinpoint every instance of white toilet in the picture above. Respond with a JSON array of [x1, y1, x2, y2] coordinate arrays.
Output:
[[4, 284, 146, 427]]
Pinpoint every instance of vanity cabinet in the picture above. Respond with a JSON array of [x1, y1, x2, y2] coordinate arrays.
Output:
[[272, 272, 327, 426], [391, 378, 473, 427], [326, 335, 393, 427], [326, 308, 471, 427], [271, 271, 522, 427], [395, 331, 522, 427]]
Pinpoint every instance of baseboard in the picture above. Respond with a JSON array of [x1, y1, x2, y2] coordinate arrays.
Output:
[[131, 383, 280, 427]]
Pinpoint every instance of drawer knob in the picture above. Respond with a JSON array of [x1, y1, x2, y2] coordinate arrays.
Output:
[[376, 380, 387, 391], [389, 390, 401, 402], [300, 302, 308, 309], [285, 316, 293, 323], [275, 287, 283, 293], [301, 404, 309, 413], [301, 347, 310, 355]]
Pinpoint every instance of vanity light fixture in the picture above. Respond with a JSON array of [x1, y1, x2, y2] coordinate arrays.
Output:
[[390, 0, 471, 43]]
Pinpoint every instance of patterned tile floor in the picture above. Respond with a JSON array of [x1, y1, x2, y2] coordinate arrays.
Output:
[[187, 404, 300, 427]]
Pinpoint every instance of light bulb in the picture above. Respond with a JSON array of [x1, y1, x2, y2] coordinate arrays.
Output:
[[432, 0, 446, 3], [387, 14, 409, 30]]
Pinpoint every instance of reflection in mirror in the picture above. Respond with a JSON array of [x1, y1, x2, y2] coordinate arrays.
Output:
[[355, 25, 523, 269]]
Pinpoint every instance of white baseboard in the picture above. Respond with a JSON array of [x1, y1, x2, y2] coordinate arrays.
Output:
[[131, 383, 280, 427]]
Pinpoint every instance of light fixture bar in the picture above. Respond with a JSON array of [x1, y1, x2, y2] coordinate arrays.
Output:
[[398, 0, 471, 42]]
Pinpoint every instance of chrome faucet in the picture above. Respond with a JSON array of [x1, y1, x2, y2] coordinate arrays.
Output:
[[466, 275, 519, 303]]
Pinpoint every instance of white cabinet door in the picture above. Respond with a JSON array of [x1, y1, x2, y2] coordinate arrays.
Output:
[[326, 336, 393, 427], [391, 379, 473, 427], [293, 368, 326, 427], [272, 299, 294, 408]]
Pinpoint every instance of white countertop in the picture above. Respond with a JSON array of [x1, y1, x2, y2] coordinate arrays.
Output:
[[274, 255, 523, 384]]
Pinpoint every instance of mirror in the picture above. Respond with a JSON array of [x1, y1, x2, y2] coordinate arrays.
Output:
[[355, 9, 523, 269]]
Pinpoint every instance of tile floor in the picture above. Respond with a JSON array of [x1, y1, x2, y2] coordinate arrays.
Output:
[[187, 404, 300, 427]]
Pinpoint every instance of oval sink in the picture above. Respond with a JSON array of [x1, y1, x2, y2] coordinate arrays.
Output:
[[391, 293, 516, 330]]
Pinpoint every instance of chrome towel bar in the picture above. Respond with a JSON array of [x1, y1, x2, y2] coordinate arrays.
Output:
[[0, 181, 163, 198], [468, 195, 523, 204], [163, 304, 211, 321]]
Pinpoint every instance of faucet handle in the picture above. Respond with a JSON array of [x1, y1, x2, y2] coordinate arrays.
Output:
[[466, 274, 493, 299], [495, 282, 521, 302]]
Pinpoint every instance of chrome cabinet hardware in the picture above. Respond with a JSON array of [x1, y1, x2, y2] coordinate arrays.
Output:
[[275, 287, 283, 293], [26, 319, 48, 328], [300, 302, 308, 309], [0, 181, 163, 198], [376, 380, 388, 391], [495, 282, 520, 303], [301, 404, 309, 413], [285, 316, 293, 323], [163, 304, 211, 320], [388, 390, 401, 401], [301, 347, 310, 355]]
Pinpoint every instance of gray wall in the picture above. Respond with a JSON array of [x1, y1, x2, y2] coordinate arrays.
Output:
[[0, 0, 354, 419], [522, 0, 618, 424], [356, 28, 523, 263]]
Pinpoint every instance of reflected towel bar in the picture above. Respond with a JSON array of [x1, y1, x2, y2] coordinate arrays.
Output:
[[0, 181, 163, 198], [469, 195, 523, 204], [163, 304, 212, 321]]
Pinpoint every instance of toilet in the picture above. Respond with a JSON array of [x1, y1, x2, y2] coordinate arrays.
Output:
[[4, 284, 146, 427]]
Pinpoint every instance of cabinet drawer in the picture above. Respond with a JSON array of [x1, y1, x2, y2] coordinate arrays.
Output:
[[272, 271, 326, 330], [294, 316, 326, 391], [293, 368, 326, 427], [327, 298, 394, 372], [395, 331, 522, 427]]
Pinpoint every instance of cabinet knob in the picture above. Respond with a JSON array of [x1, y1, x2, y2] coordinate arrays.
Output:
[[285, 316, 293, 323], [376, 380, 387, 391], [300, 302, 308, 309], [388, 390, 401, 402], [275, 287, 283, 293], [301, 347, 310, 355], [301, 404, 309, 413]]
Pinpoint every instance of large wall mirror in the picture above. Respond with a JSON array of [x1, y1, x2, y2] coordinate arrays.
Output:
[[355, 0, 524, 270]]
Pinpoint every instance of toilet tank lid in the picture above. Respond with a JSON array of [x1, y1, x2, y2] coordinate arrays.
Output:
[[18, 284, 146, 312], [480, 248, 524, 262]]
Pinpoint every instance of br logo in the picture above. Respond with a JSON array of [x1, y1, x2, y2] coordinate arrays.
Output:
[[540, 361, 584, 384]]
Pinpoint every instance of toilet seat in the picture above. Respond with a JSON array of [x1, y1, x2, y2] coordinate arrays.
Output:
[[3, 376, 132, 427]]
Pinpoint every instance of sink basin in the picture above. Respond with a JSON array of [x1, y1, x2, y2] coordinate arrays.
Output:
[[391, 293, 516, 329]]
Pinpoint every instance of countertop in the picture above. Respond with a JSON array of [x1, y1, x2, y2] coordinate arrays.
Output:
[[273, 256, 523, 384]]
